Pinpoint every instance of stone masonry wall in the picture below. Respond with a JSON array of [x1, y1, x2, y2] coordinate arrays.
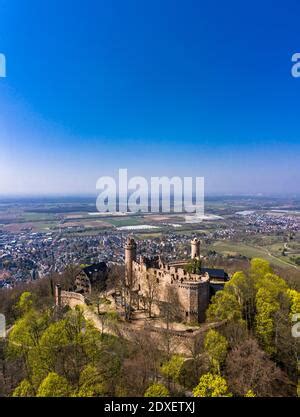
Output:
[[132, 260, 210, 323]]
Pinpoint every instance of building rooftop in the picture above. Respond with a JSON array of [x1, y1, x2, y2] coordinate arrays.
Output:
[[200, 268, 229, 280]]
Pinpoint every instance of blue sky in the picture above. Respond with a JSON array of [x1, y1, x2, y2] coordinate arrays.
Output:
[[0, 0, 300, 195]]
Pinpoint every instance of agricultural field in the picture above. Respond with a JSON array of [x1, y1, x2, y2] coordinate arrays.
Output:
[[208, 239, 300, 270], [1, 196, 300, 275]]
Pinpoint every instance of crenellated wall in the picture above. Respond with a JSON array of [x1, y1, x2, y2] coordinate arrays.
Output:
[[132, 258, 210, 323], [56, 288, 85, 308]]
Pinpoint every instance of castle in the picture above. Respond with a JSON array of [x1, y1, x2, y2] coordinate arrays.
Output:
[[125, 237, 229, 323]]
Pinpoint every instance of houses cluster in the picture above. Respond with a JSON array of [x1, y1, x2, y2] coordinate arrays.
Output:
[[239, 212, 300, 235], [0, 230, 122, 288], [0, 210, 299, 289]]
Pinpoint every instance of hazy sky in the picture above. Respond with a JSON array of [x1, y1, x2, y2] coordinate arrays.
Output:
[[0, 0, 300, 196]]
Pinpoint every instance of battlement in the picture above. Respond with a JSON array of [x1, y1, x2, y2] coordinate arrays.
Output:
[[124, 237, 227, 323], [133, 255, 209, 285]]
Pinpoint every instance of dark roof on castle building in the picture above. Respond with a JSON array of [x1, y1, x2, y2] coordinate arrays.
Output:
[[200, 268, 229, 280], [83, 262, 107, 277]]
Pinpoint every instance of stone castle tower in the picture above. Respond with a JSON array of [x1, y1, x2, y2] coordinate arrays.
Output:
[[191, 237, 200, 259], [123, 236, 212, 322], [125, 236, 136, 286], [122, 236, 228, 323]]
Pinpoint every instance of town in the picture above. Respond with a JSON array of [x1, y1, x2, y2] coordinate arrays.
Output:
[[1, 196, 299, 289]]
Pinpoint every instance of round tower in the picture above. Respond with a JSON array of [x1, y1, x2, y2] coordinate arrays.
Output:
[[125, 236, 136, 285], [191, 237, 200, 259]]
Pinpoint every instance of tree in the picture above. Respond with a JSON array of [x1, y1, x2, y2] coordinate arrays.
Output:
[[224, 338, 295, 397], [161, 355, 185, 385], [245, 390, 256, 397], [221, 320, 248, 349], [287, 289, 300, 318], [36, 372, 70, 397], [87, 289, 102, 316], [226, 271, 256, 328], [106, 264, 125, 294], [7, 300, 117, 393], [255, 274, 288, 355], [144, 383, 169, 397], [76, 365, 107, 397], [255, 287, 279, 354], [7, 307, 50, 387], [120, 328, 162, 396], [158, 286, 182, 359], [59, 264, 81, 291], [144, 272, 159, 318], [250, 258, 272, 284], [204, 259, 299, 388], [206, 290, 242, 322], [182, 334, 210, 388], [32, 319, 71, 385], [185, 258, 202, 274], [271, 306, 300, 383], [97, 310, 119, 339], [12, 379, 35, 397], [193, 373, 232, 397], [210, 260, 292, 358], [112, 263, 135, 321], [204, 330, 228, 373], [8, 312, 42, 355], [16, 292, 34, 315]]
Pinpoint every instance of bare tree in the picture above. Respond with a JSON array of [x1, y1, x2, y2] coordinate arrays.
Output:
[[106, 264, 125, 294], [107, 264, 131, 319], [158, 286, 182, 360], [273, 306, 300, 383], [144, 272, 159, 318], [224, 338, 296, 397], [108, 263, 138, 321], [181, 333, 210, 388], [59, 264, 81, 291]]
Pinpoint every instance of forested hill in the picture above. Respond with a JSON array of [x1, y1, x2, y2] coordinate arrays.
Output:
[[0, 258, 299, 397]]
